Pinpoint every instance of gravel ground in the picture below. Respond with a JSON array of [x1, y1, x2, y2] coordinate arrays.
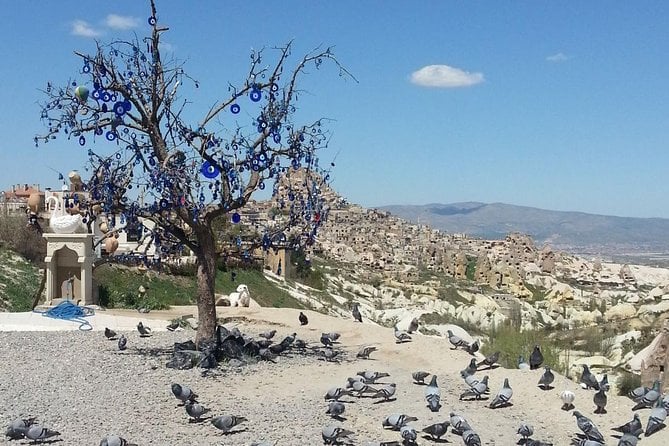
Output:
[[2, 308, 668, 446]]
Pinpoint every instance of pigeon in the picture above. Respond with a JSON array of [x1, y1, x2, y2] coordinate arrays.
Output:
[[425, 375, 441, 412], [538, 366, 554, 390], [357, 345, 377, 359], [617, 433, 639, 446], [412, 371, 430, 384], [569, 440, 604, 446], [117, 334, 127, 351], [460, 358, 478, 378], [171, 383, 198, 405], [257, 339, 273, 348], [464, 373, 482, 388], [104, 327, 117, 339], [632, 380, 661, 410], [599, 374, 610, 392], [324, 387, 352, 401], [299, 311, 308, 325], [5, 417, 37, 440], [394, 326, 412, 343], [572, 410, 605, 443], [350, 379, 378, 397], [352, 303, 363, 322], [211, 415, 247, 433], [449, 412, 472, 435], [326, 401, 346, 419], [462, 429, 482, 446], [612, 413, 642, 437], [294, 338, 308, 349], [321, 347, 341, 362], [320, 333, 334, 347], [99, 435, 138, 446], [579, 365, 600, 390], [357, 370, 390, 384], [518, 355, 530, 370], [422, 421, 450, 440], [460, 375, 489, 400], [322, 425, 354, 445], [466, 340, 480, 355], [136, 321, 151, 337], [560, 390, 576, 410], [517, 423, 534, 442], [645, 402, 667, 436], [372, 383, 397, 401], [365, 442, 401, 446], [327, 332, 342, 342], [593, 387, 607, 414], [268, 343, 286, 355], [280, 332, 297, 347], [137, 307, 150, 313], [25, 425, 60, 443], [447, 330, 468, 349], [526, 441, 554, 446], [628, 385, 650, 402], [166, 320, 179, 331], [529, 345, 543, 370], [185, 401, 210, 422], [407, 318, 419, 334], [382, 414, 418, 430], [259, 330, 277, 340], [489, 377, 513, 409], [400, 425, 418, 444], [476, 351, 500, 369], [250, 442, 277, 446]]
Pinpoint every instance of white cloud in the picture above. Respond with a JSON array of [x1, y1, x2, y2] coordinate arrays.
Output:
[[71, 20, 102, 37], [410, 64, 484, 88], [546, 52, 570, 62], [105, 14, 140, 30]]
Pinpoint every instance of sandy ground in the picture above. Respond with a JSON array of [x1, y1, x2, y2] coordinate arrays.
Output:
[[1, 306, 666, 445]]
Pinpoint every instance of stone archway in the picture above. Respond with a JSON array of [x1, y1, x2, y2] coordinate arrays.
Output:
[[43, 233, 95, 305]]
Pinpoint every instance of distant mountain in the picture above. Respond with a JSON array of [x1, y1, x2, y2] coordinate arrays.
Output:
[[379, 202, 669, 258]]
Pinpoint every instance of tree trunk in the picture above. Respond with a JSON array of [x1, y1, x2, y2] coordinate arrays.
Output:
[[194, 227, 218, 345]]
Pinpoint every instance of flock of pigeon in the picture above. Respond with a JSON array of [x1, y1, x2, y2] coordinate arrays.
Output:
[[4, 306, 669, 445]]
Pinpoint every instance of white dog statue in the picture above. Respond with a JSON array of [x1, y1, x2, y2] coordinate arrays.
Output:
[[227, 284, 251, 307]]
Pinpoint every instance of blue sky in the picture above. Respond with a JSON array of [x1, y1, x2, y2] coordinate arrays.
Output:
[[1, 1, 668, 218]]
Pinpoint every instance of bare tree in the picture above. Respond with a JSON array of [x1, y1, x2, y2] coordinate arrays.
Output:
[[36, 0, 353, 343]]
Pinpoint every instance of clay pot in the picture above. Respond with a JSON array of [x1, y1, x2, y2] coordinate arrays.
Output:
[[105, 237, 119, 254], [27, 193, 41, 213]]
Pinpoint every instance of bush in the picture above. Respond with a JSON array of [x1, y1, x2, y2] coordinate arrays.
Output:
[[0, 213, 46, 265], [617, 371, 641, 396]]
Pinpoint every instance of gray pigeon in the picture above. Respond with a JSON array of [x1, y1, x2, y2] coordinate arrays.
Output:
[[462, 429, 482, 446], [518, 355, 530, 370], [185, 401, 210, 422], [357, 345, 377, 359], [320, 333, 334, 347], [326, 401, 346, 419], [460, 375, 489, 400], [382, 414, 418, 430], [357, 371, 390, 384], [322, 425, 354, 445], [321, 347, 341, 362], [599, 374, 610, 392], [476, 351, 500, 369], [628, 385, 650, 402], [365, 442, 401, 446], [99, 435, 138, 446], [171, 383, 198, 405], [104, 327, 117, 339], [645, 402, 667, 436], [372, 383, 397, 401], [25, 425, 60, 443], [489, 378, 513, 409], [516, 423, 534, 441], [538, 366, 554, 389], [412, 371, 430, 384], [425, 375, 441, 412], [117, 334, 127, 351], [466, 340, 480, 355], [633, 380, 661, 410], [325, 387, 352, 401], [447, 330, 468, 349], [394, 326, 412, 343], [136, 321, 151, 337], [612, 413, 642, 436], [617, 433, 639, 446], [449, 412, 472, 435], [352, 303, 363, 322], [422, 421, 450, 440], [211, 415, 247, 433], [299, 311, 308, 325], [526, 441, 554, 446], [570, 439, 604, 446], [400, 425, 417, 444], [572, 410, 605, 443], [407, 317, 419, 334], [579, 365, 600, 390], [460, 358, 478, 378], [593, 387, 607, 414], [350, 379, 378, 397], [259, 329, 276, 340], [5, 417, 37, 440], [529, 345, 543, 370]]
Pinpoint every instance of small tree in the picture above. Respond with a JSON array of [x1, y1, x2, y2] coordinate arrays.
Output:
[[36, 0, 352, 343]]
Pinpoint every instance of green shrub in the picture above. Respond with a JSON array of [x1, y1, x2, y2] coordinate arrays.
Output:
[[617, 371, 641, 396]]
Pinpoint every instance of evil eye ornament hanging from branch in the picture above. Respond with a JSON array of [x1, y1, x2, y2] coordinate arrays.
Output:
[[200, 160, 219, 179], [249, 86, 262, 102]]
